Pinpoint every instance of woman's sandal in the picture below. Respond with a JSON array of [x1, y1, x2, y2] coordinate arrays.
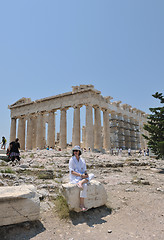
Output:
[[79, 205, 88, 212]]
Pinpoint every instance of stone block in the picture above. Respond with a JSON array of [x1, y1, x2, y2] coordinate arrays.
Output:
[[62, 180, 107, 212], [0, 185, 40, 226]]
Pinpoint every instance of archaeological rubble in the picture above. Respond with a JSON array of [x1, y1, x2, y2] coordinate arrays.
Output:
[[8, 85, 148, 151]]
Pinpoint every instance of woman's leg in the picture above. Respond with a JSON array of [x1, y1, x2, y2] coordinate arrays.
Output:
[[79, 183, 88, 210], [77, 179, 88, 189]]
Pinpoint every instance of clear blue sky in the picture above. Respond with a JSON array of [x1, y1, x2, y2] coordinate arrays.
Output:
[[0, 0, 163, 145]]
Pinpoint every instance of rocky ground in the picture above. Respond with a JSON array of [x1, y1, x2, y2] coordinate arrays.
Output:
[[0, 149, 164, 240]]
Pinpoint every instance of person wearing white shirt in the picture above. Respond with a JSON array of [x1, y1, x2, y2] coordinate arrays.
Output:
[[69, 145, 94, 211]]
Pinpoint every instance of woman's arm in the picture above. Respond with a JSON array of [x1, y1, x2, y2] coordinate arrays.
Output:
[[71, 170, 82, 178]]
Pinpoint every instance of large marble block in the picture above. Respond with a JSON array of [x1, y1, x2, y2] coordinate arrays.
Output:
[[0, 185, 40, 226], [62, 180, 107, 212]]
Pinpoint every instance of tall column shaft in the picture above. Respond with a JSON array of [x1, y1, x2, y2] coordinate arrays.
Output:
[[130, 118, 136, 150], [94, 106, 102, 150], [86, 105, 94, 150], [117, 114, 125, 149], [110, 113, 118, 148], [17, 117, 25, 150], [32, 117, 37, 149], [103, 109, 111, 151], [135, 120, 140, 149], [124, 116, 131, 149], [26, 117, 33, 150], [36, 113, 44, 149], [47, 111, 55, 148], [82, 126, 86, 148], [72, 106, 80, 147], [60, 108, 67, 149], [10, 118, 16, 142]]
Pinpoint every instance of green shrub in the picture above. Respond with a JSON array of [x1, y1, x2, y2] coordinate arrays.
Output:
[[29, 153, 34, 158], [1, 167, 15, 174], [54, 195, 69, 219]]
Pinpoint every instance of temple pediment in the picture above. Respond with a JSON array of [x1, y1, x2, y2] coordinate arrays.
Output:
[[9, 97, 31, 108]]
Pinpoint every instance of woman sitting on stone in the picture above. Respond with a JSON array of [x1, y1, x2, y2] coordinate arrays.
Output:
[[69, 145, 94, 211]]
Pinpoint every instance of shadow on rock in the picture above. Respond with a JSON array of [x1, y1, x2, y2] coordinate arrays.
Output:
[[158, 168, 164, 174], [0, 220, 45, 240], [69, 205, 112, 227]]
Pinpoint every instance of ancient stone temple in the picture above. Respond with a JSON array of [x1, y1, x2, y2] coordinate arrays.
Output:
[[8, 85, 148, 151]]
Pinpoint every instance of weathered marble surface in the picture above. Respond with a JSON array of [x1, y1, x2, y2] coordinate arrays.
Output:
[[62, 180, 107, 212], [0, 185, 40, 226]]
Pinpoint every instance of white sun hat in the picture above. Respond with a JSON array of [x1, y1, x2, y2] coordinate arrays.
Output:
[[72, 145, 82, 155]]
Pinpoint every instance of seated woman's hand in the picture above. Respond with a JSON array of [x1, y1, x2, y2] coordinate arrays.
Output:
[[81, 173, 88, 178]]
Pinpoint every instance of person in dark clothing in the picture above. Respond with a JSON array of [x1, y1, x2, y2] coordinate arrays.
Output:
[[9, 138, 20, 165], [1, 136, 7, 149]]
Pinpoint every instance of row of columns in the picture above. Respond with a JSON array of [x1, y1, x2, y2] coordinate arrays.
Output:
[[10, 105, 146, 151], [10, 111, 56, 150], [110, 113, 141, 149]]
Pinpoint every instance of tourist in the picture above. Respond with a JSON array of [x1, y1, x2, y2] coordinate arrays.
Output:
[[116, 147, 119, 156], [146, 148, 149, 156], [128, 148, 131, 156], [46, 146, 49, 150], [9, 138, 20, 166], [0, 136, 7, 149], [144, 148, 146, 156], [69, 145, 94, 212], [119, 148, 122, 156], [138, 148, 142, 156], [111, 148, 113, 155]]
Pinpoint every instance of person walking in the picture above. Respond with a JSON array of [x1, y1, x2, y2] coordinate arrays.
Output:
[[128, 148, 131, 156], [9, 138, 20, 166], [0, 136, 7, 149], [69, 145, 94, 212]]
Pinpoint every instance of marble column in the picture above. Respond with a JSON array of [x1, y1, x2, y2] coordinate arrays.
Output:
[[134, 120, 140, 149], [110, 112, 118, 148], [94, 106, 102, 150], [10, 118, 17, 142], [82, 126, 86, 148], [32, 116, 37, 149], [17, 117, 25, 150], [72, 106, 81, 147], [103, 109, 110, 151], [130, 118, 136, 150], [26, 116, 33, 150], [85, 105, 94, 150], [47, 111, 55, 148], [36, 112, 44, 149], [60, 108, 67, 149], [117, 114, 125, 149], [124, 116, 131, 149]]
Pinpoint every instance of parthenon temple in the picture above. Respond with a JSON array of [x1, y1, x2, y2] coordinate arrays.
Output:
[[8, 85, 148, 151]]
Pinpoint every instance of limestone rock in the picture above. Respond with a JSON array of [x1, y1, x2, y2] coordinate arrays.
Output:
[[0, 185, 40, 226], [62, 180, 107, 212]]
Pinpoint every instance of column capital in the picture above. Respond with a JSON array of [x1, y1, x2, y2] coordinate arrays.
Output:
[[36, 111, 45, 116], [17, 115, 25, 119], [73, 104, 83, 109], [61, 107, 69, 111], [93, 105, 100, 109], [84, 103, 93, 107], [101, 107, 109, 112], [48, 110, 56, 113]]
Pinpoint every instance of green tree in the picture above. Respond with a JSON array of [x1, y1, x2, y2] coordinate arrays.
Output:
[[143, 92, 164, 159]]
